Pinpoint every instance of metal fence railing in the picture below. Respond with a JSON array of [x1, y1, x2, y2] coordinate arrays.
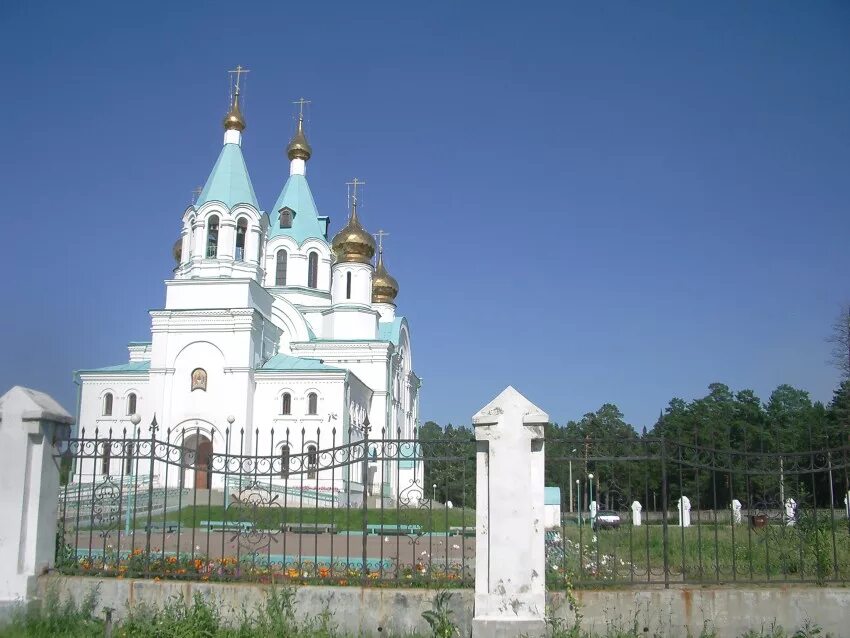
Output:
[[54, 425, 476, 587], [545, 436, 850, 588], [55, 426, 850, 589]]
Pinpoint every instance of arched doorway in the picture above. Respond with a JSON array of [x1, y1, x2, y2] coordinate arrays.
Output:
[[195, 436, 212, 489], [181, 431, 213, 490]]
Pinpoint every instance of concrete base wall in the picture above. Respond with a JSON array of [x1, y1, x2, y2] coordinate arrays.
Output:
[[36, 575, 850, 637]]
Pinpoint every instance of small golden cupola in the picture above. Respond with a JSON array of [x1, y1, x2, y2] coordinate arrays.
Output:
[[331, 202, 376, 264], [222, 88, 246, 132], [286, 113, 312, 161], [372, 247, 399, 305]]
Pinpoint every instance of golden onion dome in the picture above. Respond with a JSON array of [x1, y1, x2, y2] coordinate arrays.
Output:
[[172, 237, 183, 263], [372, 251, 399, 304], [222, 92, 246, 132], [331, 205, 376, 264], [286, 115, 312, 161]]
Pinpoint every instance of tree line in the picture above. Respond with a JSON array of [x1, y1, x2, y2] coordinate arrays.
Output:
[[420, 380, 850, 511], [420, 310, 850, 510]]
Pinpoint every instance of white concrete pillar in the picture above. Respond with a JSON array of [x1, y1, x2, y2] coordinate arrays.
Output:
[[0, 386, 73, 604], [631, 500, 642, 526], [678, 496, 691, 527], [472, 386, 547, 638]]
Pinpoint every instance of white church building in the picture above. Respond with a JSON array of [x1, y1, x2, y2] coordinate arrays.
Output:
[[73, 83, 422, 503]]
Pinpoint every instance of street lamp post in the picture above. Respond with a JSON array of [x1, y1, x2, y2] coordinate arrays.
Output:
[[575, 479, 581, 526], [432, 483, 437, 503], [588, 473, 595, 525], [569, 448, 577, 513], [125, 413, 141, 535]]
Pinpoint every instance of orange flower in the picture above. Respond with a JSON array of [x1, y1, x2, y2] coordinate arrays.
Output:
[[318, 567, 330, 578]]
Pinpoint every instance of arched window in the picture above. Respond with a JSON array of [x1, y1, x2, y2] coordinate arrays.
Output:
[[103, 393, 113, 416], [281, 392, 292, 415], [307, 392, 318, 415], [307, 251, 318, 288], [275, 249, 288, 286], [279, 207, 293, 229], [346, 272, 352, 299], [101, 441, 111, 475], [126, 393, 137, 416], [124, 441, 134, 474], [235, 218, 247, 261], [307, 444, 317, 479], [280, 444, 290, 478], [206, 216, 219, 258]]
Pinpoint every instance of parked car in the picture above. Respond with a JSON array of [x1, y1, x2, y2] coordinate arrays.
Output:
[[592, 510, 621, 530]]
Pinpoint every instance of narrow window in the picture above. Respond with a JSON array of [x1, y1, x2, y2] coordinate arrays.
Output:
[[103, 393, 113, 416], [126, 393, 137, 416], [307, 392, 318, 415], [281, 392, 291, 415], [307, 444, 317, 479], [235, 218, 247, 261], [307, 251, 318, 288], [280, 444, 290, 478], [346, 272, 352, 299], [125, 442, 134, 475], [101, 441, 111, 475], [275, 249, 288, 286], [206, 216, 219, 258]]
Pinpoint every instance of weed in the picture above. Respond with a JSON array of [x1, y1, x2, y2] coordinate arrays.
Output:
[[421, 590, 458, 637]]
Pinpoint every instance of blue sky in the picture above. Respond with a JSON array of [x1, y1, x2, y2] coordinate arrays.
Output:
[[1, 1, 849, 430]]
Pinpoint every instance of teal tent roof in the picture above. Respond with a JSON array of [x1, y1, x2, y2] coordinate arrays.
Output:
[[196, 143, 259, 209], [77, 361, 150, 374], [267, 174, 328, 245], [545, 487, 561, 506], [378, 317, 405, 345], [259, 353, 342, 372]]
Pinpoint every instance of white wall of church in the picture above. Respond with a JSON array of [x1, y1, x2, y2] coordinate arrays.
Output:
[[263, 236, 332, 292]]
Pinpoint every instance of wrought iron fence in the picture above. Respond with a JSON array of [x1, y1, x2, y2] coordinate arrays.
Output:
[[54, 424, 476, 588], [545, 436, 850, 588], [55, 425, 850, 590]]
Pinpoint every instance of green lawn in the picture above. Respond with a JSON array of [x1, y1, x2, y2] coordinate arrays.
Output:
[[551, 521, 850, 584], [155, 504, 475, 533]]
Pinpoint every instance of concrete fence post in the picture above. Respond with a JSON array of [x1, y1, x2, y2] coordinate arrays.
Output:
[[0, 386, 73, 606], [472, 386, 547, 638]]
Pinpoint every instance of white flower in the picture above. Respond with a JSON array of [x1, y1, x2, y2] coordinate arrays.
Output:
[[452, 544, 460, 550]]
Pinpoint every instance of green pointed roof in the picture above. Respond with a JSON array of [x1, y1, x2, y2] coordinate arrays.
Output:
[[267, 174, 328, 245], [196, 143, 259, 209]]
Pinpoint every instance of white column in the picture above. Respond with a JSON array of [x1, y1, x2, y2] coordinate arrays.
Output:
[[0, 387, 73, 604], [472, 386, 547, 638]]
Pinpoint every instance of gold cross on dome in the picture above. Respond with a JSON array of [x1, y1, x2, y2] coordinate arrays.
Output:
[[228, 64, 250, 94], [346, 178, 366, 209], [374, 229, 390, 254], [292, 97, 311, 119]]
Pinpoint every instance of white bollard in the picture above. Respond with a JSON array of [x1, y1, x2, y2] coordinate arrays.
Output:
[[678, 495, 691, 527], [785, 498, 797, 526], [731, 499, 742, 525], [631, 500, 642, 526]]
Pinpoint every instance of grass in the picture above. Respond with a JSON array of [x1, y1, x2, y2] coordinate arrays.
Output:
[[549, 518, 850, 585], [154, 504, 475, 533], [1, 586, 836, 638]]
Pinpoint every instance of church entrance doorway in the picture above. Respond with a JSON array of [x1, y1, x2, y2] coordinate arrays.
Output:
[[181, 430, 214, 490], [195, 436, 212, 489]]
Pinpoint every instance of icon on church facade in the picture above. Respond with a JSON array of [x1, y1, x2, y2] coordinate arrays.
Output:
[[191, 368, 207, 392]]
